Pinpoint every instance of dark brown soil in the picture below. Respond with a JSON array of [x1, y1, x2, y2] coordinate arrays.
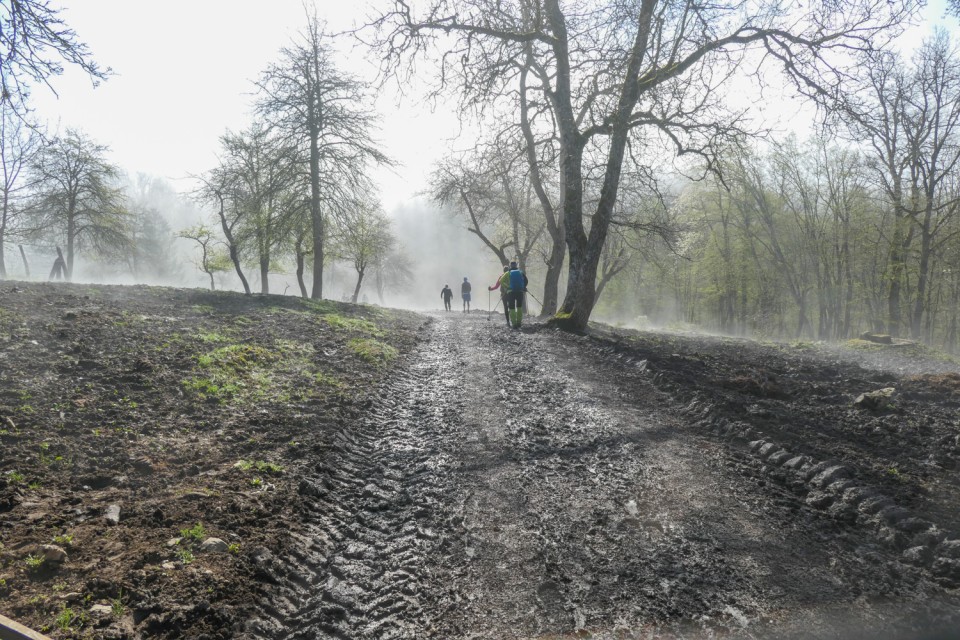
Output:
[[0, 282, 425, 639], [2, 283, 960, 640]]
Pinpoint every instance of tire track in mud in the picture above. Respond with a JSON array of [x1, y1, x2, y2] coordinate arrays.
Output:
[[249, 318, 464, 639], [583, 335, 960, 590], [250, 315, 960, 639]]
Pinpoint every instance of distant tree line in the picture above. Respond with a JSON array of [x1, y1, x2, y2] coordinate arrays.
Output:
[[365, 0, 960, 350], [0, 0, 182, 283], [0, 2, 408, 303], [367, 0, 921, 331], [599, 31, 960, 352], [183, 12, 409, 302]]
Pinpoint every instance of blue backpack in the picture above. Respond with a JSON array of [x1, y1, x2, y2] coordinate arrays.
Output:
[[508, 269, 525, 291]]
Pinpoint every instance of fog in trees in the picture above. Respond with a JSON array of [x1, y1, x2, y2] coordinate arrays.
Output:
[[5, 0, 960, 353]]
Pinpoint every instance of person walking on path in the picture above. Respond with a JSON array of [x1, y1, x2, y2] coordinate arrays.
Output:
[[461, 277, 472, 313], [441, 284, 454, 311], [504, 261, 528, 329], [488, 266, 510, 326]]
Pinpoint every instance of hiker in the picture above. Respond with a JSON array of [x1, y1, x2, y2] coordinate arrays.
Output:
[[441, 284, 454, 311], [461, 277, 472, 313], [488, 266, 510, 326], [503, 261, 528, 329]]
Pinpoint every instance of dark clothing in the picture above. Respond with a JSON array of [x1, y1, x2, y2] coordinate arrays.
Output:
[[441, 286, 453, 311], [461, 279, 472, 311], [506, 289, 524, 311]]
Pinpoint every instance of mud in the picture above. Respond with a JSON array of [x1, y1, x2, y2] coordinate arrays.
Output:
[[2, 284, 959, 639]]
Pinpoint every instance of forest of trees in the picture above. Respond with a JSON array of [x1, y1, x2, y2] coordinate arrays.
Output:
[[372, 0, 960, 350], [3, 0, 960, 351], [0, 3, 409, 303]]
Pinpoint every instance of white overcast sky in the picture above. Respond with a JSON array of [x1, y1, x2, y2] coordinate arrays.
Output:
[[31, 0, 464, 210], [30, 1, 958, 212]]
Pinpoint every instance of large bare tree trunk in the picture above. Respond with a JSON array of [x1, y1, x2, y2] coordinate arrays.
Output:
[[552, 0, 655, 331], [309, 134, 323, 299], [540, 240, 564, 316], [260, 257, 270, 295], [66, 210, 75, 281]]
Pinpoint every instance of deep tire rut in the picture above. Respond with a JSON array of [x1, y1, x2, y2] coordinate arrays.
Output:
[[246, 315, 960, 640]]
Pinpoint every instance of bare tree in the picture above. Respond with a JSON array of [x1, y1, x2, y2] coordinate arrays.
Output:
[[367, 0, 918, 330], [257, 14, 391, 300], [839, 32, 960, 338], [222, 123, 301, 294], [0, 104, 40, 278], [0, 0, 109, 121], [373, 245, 413, 305], [27, 129, 130, 280], [902, 32, 960, 341], [178, 224, 232, 291], [430, 139, 546, 273], [430, 154, 515, 268], [334, 199, 395, 304]]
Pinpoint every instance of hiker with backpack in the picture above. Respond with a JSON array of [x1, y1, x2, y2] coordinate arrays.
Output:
[[500, 261, 528, 329], [461, 277, 472, 313], [488, 266, 510, 326]]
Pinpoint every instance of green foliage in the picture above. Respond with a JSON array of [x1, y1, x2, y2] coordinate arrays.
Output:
[[321, 313, 382, 335], [179, 522, 206, 542], [183, 343, 273, 402], [300, 298, 337, 315], [234, 459, 283, 475], [177, 548, 195, 564], [111, 588, 126, 617], [52, 534, 74, 547], [55, 603, 87, 631], [233, 459, 254, 472], [7, 470, 25, 485], [347, 338, 398, 365], [313, 372, 343, 388], [197, 344, 273, 371], [196, 330, 232, 343], [25, 554, 44, 570]]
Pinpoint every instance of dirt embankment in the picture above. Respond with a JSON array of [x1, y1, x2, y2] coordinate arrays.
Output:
[[2, 284, 960, 639], [0, 282, 425, 639]]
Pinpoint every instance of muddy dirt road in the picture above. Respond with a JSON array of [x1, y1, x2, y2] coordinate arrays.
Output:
[[257, 313, 960, 639]]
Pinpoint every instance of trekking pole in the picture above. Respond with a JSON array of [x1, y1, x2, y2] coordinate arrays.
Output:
[[489, 297, 503, 321], [525, 290, 543, 315], [488, 289, 491, 320]]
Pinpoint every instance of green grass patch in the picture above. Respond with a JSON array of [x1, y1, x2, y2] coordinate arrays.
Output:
[[183, 343, 276, 403], [197, 344, 273, 370], [234, 459, 284, 475], [300, 299, 338, 315], [348, 338, 398, 366], [312, 371, 343, 388], [321, 314, 382, 336], [180, 522, 206, 542], [196, 330, 233, 343], [55, 603, 87, 631]]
